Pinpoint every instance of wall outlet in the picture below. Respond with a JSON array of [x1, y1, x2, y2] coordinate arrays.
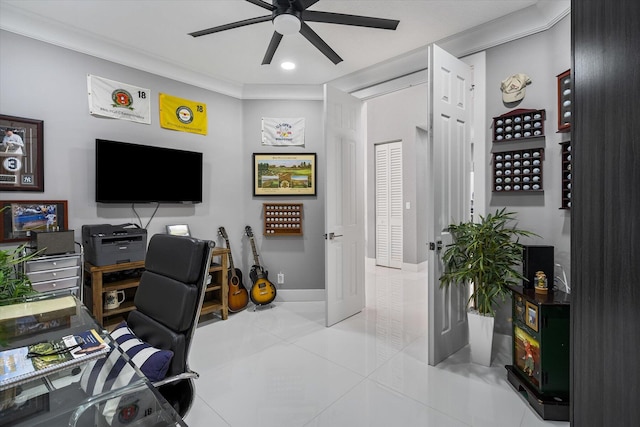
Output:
[[277, 272, 284, 284]]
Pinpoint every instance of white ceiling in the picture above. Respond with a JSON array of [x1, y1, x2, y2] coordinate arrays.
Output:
[[0, 0, 569, 99]]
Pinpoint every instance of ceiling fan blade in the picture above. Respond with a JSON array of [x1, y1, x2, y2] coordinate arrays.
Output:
[[299, 21, 342, 64], [189, 15, 272, 37], [303, 10, 399, 30], [291, 0, 320, 11], [245, 0, 276, 11], [262, 32, 283, 65]]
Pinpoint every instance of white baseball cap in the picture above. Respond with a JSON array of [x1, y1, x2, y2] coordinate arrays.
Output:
[[500, 73, 532, 103]]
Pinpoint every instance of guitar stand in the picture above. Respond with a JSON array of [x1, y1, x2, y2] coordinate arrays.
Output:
[[253, 302, 275, 311]]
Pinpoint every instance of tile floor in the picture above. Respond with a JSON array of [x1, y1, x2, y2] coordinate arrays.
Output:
[[185, 265, 570, 427]]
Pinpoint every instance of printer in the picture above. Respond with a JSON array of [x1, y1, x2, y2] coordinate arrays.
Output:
[[82, 224, 147, 266]]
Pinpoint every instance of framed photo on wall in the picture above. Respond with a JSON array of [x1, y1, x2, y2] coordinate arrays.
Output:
[[253, 153, 317, 196], [0, 115, 44, 192], [0, 200, 68, 243]]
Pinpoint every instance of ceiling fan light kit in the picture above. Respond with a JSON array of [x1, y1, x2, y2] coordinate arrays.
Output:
[[189, 0, 399, 65], [273, 12, 301, 35]]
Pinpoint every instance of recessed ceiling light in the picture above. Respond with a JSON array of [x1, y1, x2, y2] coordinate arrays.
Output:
[[281, 62, 296, 70]]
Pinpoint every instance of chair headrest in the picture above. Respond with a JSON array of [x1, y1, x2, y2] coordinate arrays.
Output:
[[144, 234, 207, 283]]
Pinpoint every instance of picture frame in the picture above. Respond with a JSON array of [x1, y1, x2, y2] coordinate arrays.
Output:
[[0, 115, 44, 192], [0, 200, 68, 243], [253, 153, 317, 196], [525, 301, 539, 332]]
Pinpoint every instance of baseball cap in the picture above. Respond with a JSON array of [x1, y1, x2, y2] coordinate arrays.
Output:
[[500, 73, 532, 103]]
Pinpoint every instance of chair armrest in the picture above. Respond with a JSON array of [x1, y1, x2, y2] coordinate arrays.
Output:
[[68, 380, 148, 426], [152, 369, 199, 388]]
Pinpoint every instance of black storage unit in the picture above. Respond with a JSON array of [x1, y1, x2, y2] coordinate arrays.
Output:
[[522, 245, 554, 289], [506, 286, 570, 421]]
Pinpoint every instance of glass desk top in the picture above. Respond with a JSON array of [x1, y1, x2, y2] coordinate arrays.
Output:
[[0, 294, 186, 426]]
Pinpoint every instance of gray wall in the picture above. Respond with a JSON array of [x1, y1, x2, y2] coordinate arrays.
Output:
[[485, 15, 571, 333], [0, 30, 324, 290], [485, 15, 572, 280], [366, 85, 428, 265], [241, 100, 325, 290]]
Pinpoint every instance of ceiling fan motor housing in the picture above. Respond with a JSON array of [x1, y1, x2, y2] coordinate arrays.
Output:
[[272, 7, 302, 35]]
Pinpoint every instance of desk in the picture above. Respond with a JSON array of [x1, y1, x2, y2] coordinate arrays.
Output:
[[0, 294, 186, 426]]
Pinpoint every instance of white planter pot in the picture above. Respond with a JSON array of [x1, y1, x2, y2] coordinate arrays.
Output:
[[467, 310, 495, 366]]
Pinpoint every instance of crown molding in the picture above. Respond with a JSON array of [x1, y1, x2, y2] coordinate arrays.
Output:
[[1, 1, 569, 101], [330, 1, 570, 98], [0, 2, 244, 99]]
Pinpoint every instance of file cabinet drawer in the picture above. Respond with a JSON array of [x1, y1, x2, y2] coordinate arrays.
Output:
[[27, 266, 80, 283], [31, 276, 79, 293], [25, 255, 81, 273]]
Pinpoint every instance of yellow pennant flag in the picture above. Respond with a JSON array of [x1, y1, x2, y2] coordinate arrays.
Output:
[[159, 93, 207, 135]]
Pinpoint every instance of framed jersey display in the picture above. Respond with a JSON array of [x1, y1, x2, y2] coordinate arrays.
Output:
[[0, 115, 44, 192]]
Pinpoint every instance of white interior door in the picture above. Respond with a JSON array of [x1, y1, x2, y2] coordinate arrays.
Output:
[[324, 84, 365, 327], [427, 44, 472, 366], [375, 141, 403, 268]]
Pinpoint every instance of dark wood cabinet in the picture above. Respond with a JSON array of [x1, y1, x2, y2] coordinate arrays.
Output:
[[506, 286, 570, 421]]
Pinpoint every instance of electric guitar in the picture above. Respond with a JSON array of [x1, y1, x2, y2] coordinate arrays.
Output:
[[218, 227, 249, 312], [245, 226, 277, 305]]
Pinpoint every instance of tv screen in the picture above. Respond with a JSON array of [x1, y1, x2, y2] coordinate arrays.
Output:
[[95, 139, 203, 204]]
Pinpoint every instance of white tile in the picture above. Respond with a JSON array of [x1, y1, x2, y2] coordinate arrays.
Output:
[[186, 266, 568, 427], [305, 379, 468, 427], [369, 345, 529, 427], [195, 342, 365, 427], [184, 395, 230, 426], [248, 301, 326, 341], [291, 314, 407, 376], [189, 311, 283, 373]]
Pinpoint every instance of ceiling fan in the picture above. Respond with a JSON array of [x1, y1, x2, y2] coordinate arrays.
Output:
[[188, 0, 400, 65]]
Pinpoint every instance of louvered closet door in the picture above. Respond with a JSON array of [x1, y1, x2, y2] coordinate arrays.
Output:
[[375, 141, 403, 268]]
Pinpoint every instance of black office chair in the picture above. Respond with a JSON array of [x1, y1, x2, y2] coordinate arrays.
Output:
[[126, 233, 214, 418]]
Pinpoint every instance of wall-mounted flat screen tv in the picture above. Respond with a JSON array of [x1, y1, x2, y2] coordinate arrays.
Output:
[[95, 139, 203, 204]]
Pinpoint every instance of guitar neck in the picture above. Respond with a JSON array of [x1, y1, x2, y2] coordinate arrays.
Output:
[[224, 238, 236, 271], [249, 236, 261, 267]]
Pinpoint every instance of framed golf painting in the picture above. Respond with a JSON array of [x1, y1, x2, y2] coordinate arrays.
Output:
[[253, 153, 317, 196]]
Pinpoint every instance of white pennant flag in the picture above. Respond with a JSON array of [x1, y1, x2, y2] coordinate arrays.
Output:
[[87, 74, 151, 124], [261, 117, 305, 146]]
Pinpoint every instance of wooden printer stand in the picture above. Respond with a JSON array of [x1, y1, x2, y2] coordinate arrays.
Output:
[[84, 247, 229, 329]]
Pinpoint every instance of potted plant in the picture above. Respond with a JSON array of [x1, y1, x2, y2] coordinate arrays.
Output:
[[439, 208, 537, 366], [0, 244, 39, 306]]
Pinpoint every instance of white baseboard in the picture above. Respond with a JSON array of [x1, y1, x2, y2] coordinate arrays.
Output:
[[274, 289, 325, 302]]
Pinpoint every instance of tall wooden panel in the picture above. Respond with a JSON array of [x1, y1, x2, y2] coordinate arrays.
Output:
[[571, 1, 640, 425]]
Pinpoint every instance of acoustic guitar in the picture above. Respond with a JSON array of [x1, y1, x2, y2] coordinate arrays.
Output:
[[218, 227, 249, 312], [245, 226, 277, 306]]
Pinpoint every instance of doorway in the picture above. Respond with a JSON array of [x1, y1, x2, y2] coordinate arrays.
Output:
[[375, 141, 403, 268]]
